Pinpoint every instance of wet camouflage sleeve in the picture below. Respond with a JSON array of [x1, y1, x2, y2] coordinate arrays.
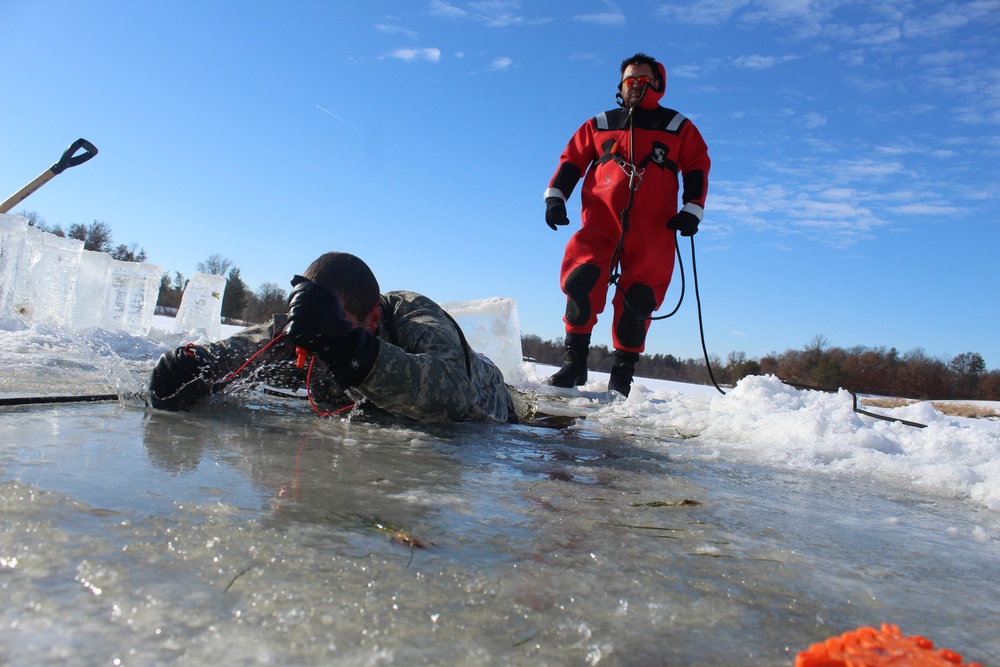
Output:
[[201, 315, 298, 390], [199, 295, 512, 422], [356, 291, 512, 422]]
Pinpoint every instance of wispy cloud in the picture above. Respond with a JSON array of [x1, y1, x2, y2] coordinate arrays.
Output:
[[430, 0, 528, 27], [657, 0, 749, 26], [374, 23, 419, 39], [428, 0, 467, 19], [490, 56, 513, 71], [887, 203, 955, 215], [733, 54, 797, 70], [704, 147, 953, 248], [902, 1, 1000, 39], [573, 1, 626, 25], [918, 50, 967, 66], [386, 48, 441, 63], [799, 111, 827, 129], [573, 12, 626, 25]]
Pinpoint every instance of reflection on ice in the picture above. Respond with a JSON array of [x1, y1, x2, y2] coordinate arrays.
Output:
[[1, 399, 998, 666]]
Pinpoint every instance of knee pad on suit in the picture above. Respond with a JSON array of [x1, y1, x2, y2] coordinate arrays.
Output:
[[563, 263, 602, 327], [615, 283, 656, 349]]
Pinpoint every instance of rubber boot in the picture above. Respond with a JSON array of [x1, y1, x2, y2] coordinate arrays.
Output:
[[608, 350, 640, 397], [547, 333, 591, 388]]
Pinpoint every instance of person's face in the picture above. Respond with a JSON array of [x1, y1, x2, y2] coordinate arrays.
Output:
[[342, 308, 364, 329], [621, 63, 656, 106], [340, 299, 380, 333]]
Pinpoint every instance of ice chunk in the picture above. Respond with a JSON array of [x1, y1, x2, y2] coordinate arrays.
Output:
[[442, 297, 525, 385], [126, 261, 163, 336], [0, 214, 30, 322], [71, 250, 111, 329], [174, 272, 227, 341], [29, 227, 84, 326], [0, 215, 83, 326], [0, 214, 162, 334], [102, 258, 162, 336]]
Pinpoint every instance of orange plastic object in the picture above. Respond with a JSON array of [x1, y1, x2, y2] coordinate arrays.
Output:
[[295, 346, 308, 369], [794, 623, 984, 667]]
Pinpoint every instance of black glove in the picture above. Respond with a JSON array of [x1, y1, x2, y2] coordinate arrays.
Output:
[[283, 276, 379, 387], [545, 197, 570, 230], [149, 345, 213, 411], [667, 210, 700, 237]]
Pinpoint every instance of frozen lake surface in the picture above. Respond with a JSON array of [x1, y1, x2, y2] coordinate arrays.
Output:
[[1, 320, 998, 665]]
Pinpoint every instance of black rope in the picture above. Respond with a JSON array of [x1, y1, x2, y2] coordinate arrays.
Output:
[[780, 381, 927, 429], [607, 106, 638, 289], [685, 236, 926, 428], [647, 241, 684, 321], [688, 235, 726, 395], [0, 393, 120, 407]]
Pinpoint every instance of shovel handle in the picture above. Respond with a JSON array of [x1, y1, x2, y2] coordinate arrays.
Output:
[[51, 138, 99, 175], [0, 138, 98, 213]]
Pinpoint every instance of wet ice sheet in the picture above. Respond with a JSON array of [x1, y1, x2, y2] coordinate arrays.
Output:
[[1, 400, 998, 666]]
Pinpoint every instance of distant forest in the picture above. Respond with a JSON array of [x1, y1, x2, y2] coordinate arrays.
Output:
[[522, 334, 1000, 402], [19, 212, 1000, 403]]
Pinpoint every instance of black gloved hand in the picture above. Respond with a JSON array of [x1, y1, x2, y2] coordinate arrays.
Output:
[[283, 276, 380, 387], [545, 197, 570, 231], [283, 275, 354, 363], [667, 210, 700, 237], [149, 344, 213, 411]]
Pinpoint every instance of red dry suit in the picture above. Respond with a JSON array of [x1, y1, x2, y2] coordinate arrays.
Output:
[[545, 66, 710, 353]]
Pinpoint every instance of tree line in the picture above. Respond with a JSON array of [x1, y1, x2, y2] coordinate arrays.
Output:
[[20, 211, 148, 262], [154, 253, 287, 325], [522, 334, 1000, 401], [18, 211, 999, 401]]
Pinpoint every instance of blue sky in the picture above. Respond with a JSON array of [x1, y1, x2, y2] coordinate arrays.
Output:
[[2, 0, 999, 370]]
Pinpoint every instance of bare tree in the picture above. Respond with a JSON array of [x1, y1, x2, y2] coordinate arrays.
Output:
[[17, 209, 64, 236], [243, 282, 288, 324], [197, 254, 235, 276]]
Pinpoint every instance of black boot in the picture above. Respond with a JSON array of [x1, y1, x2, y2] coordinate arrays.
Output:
[[608, 350, 640, 397], [547, 333, 591, 388]]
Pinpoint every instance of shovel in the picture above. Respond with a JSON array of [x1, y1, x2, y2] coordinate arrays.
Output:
[[0, 138, 98, 214]]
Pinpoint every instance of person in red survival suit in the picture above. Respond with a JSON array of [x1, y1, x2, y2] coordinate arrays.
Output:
[[544, 52, 711, 396]]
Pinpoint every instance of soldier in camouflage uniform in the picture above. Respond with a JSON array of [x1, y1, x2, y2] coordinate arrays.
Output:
[[149, 252, 516, 422]]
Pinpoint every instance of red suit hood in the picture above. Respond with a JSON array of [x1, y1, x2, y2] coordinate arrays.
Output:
[[637, 61, 667, 110]]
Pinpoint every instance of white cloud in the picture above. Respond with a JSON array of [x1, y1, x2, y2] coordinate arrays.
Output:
[[490, 56, 513, 70], [428, 0, 466, 19], [375, 23, 419, 39], [851, 23, 901, 46], [387, 48, 441, 63], [733, 54, 797, 70], [468, 0, 526, 27], [918, 50, 967, 67], [573, 1, 626, 26], [818, 188, 855, 201], [800, 111, 827, 129], [428, 0, 548, 27], [887, 204, 958, 215], [657, 0, 749, 26], [573, 12, 626, 25], [669, 64, 704, 78], [902, 1, 1000, 39], [806, 159, 906, 184]]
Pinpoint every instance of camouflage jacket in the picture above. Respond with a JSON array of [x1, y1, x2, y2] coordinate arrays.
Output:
[[203, 290, 514, 423]]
